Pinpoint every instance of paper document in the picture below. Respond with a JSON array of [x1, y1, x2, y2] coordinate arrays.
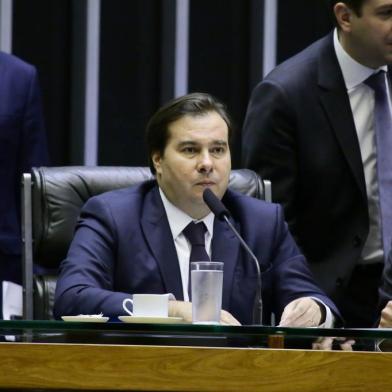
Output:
[[2, 281, 22, 320]]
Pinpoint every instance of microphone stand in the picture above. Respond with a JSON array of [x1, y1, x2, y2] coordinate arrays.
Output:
[[222, 215, 263, 325]]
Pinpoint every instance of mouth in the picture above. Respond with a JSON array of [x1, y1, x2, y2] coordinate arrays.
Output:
[[195, 181, 216, 188]]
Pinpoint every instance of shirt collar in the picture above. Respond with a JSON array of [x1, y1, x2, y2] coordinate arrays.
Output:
[[333, 28, 388, 90], [159, 188, 214, 240]]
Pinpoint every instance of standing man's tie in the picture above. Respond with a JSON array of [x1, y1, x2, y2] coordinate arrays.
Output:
[[183, 221, 210, 298], [365, 71, 392, 259]]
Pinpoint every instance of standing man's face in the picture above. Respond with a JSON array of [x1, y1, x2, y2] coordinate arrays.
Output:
[[152, 111, 231, 219], [336, 0, 392, 67]]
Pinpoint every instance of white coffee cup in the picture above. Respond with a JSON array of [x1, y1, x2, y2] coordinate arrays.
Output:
[[122, 294, 170, 317]]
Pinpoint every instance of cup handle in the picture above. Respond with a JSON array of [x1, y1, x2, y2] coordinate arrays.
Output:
[[122, 298, 133, 315]]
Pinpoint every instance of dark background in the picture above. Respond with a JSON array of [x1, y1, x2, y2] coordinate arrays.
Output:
[[11, 0, 333, 168]]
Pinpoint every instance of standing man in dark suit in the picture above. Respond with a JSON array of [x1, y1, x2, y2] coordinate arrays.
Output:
[[242, 0, 392, 327], [54, 92, 339, 326], [0, 52, 49, 318]]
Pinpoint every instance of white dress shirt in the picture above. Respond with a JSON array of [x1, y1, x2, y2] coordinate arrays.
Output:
[[159, 188, 214, 302], [333, 29, 390, 264]]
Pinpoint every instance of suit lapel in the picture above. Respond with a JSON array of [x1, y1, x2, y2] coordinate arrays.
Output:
[[211, 217, 240, 310], [317, 34, 367, 199], [141, 186, 184, 300]]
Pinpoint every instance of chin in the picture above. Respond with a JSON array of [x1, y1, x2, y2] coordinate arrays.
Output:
[[194, 195, 206, 205], [194, 186, 212, 199], [194, 184, 225, 200], [212, 187, 226, 200]]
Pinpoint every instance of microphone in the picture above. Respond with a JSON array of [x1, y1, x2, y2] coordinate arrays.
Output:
[[203, 188, 263, 325]]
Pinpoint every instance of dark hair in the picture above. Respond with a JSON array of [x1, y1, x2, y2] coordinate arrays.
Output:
[[145, 92, 233, 174], [328, 0, 365, 25]]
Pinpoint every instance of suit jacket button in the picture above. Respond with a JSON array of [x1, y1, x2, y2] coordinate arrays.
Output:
[[353, 235, 362, 248]]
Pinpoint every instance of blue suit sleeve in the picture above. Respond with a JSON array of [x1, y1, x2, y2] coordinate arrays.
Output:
[[53, 196, 133, 319], [268, 204, 341, 323], [20, 66, 49, 172]]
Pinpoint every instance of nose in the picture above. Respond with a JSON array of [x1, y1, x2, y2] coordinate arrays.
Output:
[[197, 151, 213, 174]]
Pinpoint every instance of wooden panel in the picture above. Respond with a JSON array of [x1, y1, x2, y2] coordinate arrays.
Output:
[[0, 342, 391, 391]]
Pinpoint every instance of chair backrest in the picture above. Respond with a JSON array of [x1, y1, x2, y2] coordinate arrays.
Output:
[[22, 166, 271, 319]]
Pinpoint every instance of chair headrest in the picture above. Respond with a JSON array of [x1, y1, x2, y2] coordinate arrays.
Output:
[[30, 166, 264, 267]]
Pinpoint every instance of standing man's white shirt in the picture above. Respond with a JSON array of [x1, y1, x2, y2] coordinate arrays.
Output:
[[334, 28, 391, 265]]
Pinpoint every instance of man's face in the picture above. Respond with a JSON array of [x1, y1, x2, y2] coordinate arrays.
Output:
[[152, 111, 231, 219], [338, 0, 392, 67]]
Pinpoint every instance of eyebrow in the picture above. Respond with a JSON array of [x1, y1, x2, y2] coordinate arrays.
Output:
[[177, 140, 228, 147], [211, 140, 228, 146], [376, 4, 392, 11]]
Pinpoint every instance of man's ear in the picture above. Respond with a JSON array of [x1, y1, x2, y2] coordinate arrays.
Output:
[[334, 2, 355, 32], [152, 152, 162, 175]]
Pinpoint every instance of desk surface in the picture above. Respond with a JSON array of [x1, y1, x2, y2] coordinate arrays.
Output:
[[0, 319, 391, 352], [1, 321, 392, 391], [1, 342, 392, 391], [1, 319, 391, 344]]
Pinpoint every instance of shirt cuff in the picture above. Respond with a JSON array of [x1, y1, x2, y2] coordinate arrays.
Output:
[[311, 297, 335, 328]]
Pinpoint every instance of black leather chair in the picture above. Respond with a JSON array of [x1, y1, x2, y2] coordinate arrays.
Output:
[[21, 166, 271, 319]]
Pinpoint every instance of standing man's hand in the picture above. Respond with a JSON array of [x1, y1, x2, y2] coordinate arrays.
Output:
[[379, 300, 392, 328], [312, 337, 355, 351], [279, 297, 322, 327]]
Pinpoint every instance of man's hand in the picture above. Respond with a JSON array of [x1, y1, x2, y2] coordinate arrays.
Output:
[[168, 301, 241, 325], [279, 297, 322, 327], [379, 300, 392, 328], [312, 337, 355, 351]]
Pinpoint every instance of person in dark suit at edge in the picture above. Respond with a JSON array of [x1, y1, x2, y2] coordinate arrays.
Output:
[[54, 92, 340, 327], [378, 241, 392, 327], [0, 51, 49, 319], [242, 0, 392, 327]]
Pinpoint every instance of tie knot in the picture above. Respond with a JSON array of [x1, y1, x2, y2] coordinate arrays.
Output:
[[364, 71, 387, 92], [183, 221, 207, 246]]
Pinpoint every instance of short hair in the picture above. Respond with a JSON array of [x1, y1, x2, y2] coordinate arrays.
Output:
[[328, 0, 365, 25], [145, 92, 233, 174], [329, 0, 365, 13]]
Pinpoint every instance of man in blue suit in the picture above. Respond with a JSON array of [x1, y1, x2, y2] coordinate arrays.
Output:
[[0, 52, 49, 318], [242, 0, 392, 327], [54, 92, 339, 326], [379, 241, 392, 327]]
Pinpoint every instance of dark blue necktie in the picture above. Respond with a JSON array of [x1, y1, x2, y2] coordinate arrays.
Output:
[[364, 71, 392, 259], [183, 221, 209, 262], [183, 221, 209, 299]]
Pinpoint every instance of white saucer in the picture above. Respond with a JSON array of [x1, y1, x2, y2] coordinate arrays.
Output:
[[61, 316, 109, 323], [118, 316, 184, 324]]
